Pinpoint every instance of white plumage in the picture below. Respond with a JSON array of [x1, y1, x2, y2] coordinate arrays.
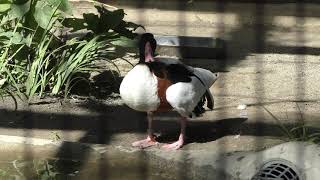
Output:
[[120, 64, 160, 112], [166, 67, 218, 117]]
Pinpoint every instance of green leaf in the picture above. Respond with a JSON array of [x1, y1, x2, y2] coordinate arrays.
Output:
[[11, 33, 24, 44], [0, 31, 24, 44], [47, 0, 72, 14], [0, 0, 12, 12], [23, 33, 33, 46], [0, 4, 10, 12], [9, 0, 30, 18], [33, 0, 56, 29], [0, 0, 12, 3], [0, 0, 12, 13], [0, 79, 6, 87]]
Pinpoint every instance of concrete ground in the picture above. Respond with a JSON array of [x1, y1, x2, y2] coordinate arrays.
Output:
[[0, 0, 320, 179]]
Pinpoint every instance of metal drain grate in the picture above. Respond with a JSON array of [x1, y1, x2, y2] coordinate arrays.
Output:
[[252, 159, 303, 180]]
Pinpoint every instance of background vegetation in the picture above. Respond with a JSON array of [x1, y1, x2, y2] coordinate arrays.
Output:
[[0, 0, 140, 102]]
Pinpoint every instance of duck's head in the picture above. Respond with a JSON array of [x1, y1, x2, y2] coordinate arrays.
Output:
[[139, 33, 157, 63]]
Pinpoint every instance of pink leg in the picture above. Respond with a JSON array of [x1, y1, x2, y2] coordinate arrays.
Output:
[[132, 112, 158, 148], [162, 117, 187, 150]]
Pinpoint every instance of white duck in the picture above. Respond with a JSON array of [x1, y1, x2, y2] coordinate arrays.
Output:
[[120, 33, 218, 150]]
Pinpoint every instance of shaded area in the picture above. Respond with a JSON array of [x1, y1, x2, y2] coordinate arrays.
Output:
[[0, 104, 318, 144], [68, 69, 123, 99], [102, 0, 320, 14], [1, 101, 319, 179], [156, 118, 247, 143]]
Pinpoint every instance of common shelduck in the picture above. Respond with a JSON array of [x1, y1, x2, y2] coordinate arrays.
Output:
[[120, 33, 218, 150]]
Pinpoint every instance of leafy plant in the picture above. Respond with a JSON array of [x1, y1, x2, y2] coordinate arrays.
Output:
[[51, 35, 111, 97], [0, 0, 141, 102], [0, 0, 72, 100], [0, 26, 27, 103]]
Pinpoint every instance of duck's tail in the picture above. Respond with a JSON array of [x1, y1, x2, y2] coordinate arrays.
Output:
[[193, 68, 219, 88], [192, 89, 214, 117], [192, 68, 218, 117], [205, 90, 214, 110]]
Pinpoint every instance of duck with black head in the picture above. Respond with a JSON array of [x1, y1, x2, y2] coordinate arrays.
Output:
[[120, 33, 219, 150]]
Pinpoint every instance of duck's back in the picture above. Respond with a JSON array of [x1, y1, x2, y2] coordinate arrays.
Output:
[[166, 67, 218, 117], [120, 65, 160, 112]]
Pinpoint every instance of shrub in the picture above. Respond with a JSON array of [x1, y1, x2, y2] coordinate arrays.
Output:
[[0, 0, 140, 102]]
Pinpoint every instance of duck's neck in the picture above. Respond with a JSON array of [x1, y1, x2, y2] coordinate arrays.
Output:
[[143, 42, 154, 63], [145, 54, 154, 62]]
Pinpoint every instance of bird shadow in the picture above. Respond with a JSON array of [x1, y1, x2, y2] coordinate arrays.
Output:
[[154, 117, 248, 144]]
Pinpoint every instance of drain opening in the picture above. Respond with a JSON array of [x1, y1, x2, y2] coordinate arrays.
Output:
[[252, 159, 303, 180]]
